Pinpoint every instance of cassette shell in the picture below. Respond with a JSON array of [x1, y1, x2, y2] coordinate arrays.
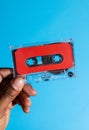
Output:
[[12, 42, 75, 82]]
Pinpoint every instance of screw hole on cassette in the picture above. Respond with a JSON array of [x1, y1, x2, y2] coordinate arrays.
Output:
[[68, 72, 74, 77]]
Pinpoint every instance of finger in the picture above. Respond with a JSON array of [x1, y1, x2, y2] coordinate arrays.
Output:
[[0, 68, 13, 82], [14, 95, 32, 107], [23, 97, 32, 107], [22, 106, 30, 113], [14, 88, 32, 113], [21, 97, 31, 113], [13, 96, 31, 113], [11, 83, 36, 113], [20, 95, 32, 107], [12, 96, 22, 106], [0, 76, 24, 118], [23, 84, 37, 96], [0, 68, 13, 78]]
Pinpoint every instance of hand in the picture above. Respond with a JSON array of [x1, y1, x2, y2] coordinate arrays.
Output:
[[0, 68, 36, 130]]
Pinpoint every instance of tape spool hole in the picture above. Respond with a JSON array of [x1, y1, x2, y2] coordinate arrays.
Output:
[[26, 58, 37, 66], [52, 54, 63, 63]]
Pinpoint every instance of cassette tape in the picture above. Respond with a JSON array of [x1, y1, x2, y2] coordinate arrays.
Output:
[[11, 41, 75, 84]]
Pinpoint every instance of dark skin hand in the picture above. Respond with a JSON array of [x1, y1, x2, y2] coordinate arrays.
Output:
[[0, 68, 36, 130]]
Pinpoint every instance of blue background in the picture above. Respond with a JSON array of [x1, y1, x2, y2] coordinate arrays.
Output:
[[0, 0, 89, 130]]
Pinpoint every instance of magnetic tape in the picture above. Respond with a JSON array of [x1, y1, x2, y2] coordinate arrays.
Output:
[[11, 41, 75, 83]]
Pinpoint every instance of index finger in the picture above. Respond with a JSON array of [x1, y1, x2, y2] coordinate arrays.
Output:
[[0, 68, 13, 82]]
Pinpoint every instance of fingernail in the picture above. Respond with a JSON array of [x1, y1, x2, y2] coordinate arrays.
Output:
[[11, 77, 24, 91], [25, 107, 30, 113], [25, 98, 32, 106], [32, 90, 37, 95]]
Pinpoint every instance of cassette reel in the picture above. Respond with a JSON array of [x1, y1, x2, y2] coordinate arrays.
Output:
[[11, 41, 75, 84]]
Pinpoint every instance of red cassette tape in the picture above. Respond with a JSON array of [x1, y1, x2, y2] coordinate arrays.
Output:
[[12, 42, 74, 76]]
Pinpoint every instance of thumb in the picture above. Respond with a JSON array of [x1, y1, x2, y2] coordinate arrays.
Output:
[[0, 76, 24, 118]]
